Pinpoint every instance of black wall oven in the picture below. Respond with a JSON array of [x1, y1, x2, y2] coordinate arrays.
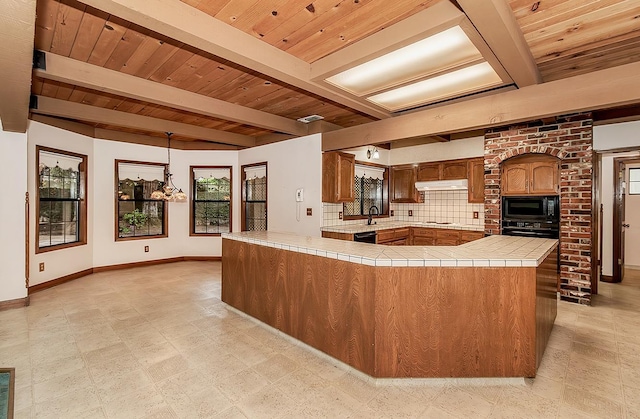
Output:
[[502, 196, 560, 239]]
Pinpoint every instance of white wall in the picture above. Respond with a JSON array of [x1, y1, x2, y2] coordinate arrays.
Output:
[[239, 134, 323, 237], [342, 146, 391, 166], [594, 120, 640, 151], [594, 120, 640, 276], [27, 121, 95, 286], [0, 120, 28, 301], [389, 136, 484, 165]]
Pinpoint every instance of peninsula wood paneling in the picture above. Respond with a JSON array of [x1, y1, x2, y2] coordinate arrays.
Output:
[[374, 266, 537, 377], [222, 238, 558, 378]]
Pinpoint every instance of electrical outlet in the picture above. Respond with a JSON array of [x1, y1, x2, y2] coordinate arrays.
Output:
[[390, 210, 394, 217], [473, 211, 479, 219], [39, 262, 45, 272], [408, 210, 413, 216], [306, 208, 312, 216], [339, 211, 343, 219], [144, 246, 149, 253]]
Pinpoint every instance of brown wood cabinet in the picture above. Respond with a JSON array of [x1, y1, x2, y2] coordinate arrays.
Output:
[[467, 158, 485, 203], [417, 159, 468, 181], [321, 231, 354, 241], [322, 151, 355, 203], [377, 227, 410, 244], [460, 231, 484, 243], [390, 165, 422, 203], [435, 229, 460, 246], [411, 227, 436, 245], [501, 155, 559, 196]]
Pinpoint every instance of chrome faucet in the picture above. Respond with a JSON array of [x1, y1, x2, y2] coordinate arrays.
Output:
[[367, 205, 379, 225]]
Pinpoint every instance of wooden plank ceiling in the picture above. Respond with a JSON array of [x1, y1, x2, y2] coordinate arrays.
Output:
[[28, 0, 640, 147]]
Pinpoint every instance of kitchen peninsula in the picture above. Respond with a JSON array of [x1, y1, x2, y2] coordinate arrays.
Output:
[[221, 232, 558, 378]]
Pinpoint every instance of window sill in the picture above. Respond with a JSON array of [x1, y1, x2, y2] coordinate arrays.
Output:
[[36, 240, 87, 254], [116, 234, 168, 242]]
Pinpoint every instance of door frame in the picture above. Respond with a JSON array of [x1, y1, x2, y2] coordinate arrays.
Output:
[[611, 156, 640, 282]]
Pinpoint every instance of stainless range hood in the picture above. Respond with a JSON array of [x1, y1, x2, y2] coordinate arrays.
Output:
[[415, 179, 468, 191]]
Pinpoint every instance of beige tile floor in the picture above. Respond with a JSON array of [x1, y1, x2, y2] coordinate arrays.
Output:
[[1, 262, 640, 418]]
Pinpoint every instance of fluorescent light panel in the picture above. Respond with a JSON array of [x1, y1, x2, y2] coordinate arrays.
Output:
[[368, 62, 502, 111], [325, 26, 482, 96]]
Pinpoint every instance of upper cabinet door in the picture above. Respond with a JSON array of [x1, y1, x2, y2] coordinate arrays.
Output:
[[467, 158, 485, 203], [529, 161, 559, 195], [417, 163, 440, 181], [501, 154, 560, 196], [322, 151, 355, 203], [441, 160, 468, 180], [501, 163, 529, 195], [391, 166, 421, 203]]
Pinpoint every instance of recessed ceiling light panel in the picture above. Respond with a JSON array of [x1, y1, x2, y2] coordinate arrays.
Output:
[[325, 26, 482, 96], [367, 62, 502, 112]]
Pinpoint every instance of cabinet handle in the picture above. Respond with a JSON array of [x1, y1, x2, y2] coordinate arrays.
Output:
[[525, 180, 529, 191]]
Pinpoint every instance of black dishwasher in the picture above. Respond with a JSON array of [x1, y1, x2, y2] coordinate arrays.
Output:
[[354, 231, 376, 243]]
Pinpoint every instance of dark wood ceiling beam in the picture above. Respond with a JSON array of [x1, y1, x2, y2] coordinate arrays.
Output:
[[0, 0, 37, 132], [31, 95, 257, 147], [75, 0, 391, 120], [457, 0, 542, 87], [322, 60, 640, 151], [35, 51, 307, 136]]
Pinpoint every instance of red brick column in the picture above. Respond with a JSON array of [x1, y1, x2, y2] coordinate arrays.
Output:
[[483, 113, 593, 304]]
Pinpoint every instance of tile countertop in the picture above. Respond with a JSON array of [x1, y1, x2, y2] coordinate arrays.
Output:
[[320, 221, 484, 234], [222, 231, 558, 268]]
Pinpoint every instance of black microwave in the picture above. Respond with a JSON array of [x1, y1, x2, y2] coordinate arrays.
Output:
[[502, 196, 559, 222]]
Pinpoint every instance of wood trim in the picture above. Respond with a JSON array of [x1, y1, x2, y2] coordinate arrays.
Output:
[[25, 192, 29, 289], [27, 257, 221, 295], [32, 96, 256, 148], [601, 275, 615, 283], [35, 146, 88, 254], [322, 61, 640, 151], [28, 268, 93, 295], [35, 52, 306, 137], [75, 0, 390, 120], [182, 256, 222, 262], [0, 298, 29, 311], [457, 0, 541, 87], [189, 165, 232, 237], [115, 159, 168, 242], [93, 257, 184, 273], [592, 150, 600, 294], [0, 0, 35, 132], [612, 157, 624, 282], [240, 162, 268, 232], [0, 368, 15, 419]]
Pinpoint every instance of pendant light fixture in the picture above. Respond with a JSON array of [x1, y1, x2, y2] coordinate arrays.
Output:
[[151, 132, 187, 202]]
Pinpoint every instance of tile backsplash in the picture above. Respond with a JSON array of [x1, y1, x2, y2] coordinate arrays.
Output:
[[323, 190, 484, 227]]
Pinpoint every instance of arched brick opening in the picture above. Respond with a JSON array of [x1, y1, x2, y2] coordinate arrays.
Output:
[[483, 113, 594, 305]]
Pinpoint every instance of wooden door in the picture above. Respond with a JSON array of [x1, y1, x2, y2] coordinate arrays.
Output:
[[501, 164, 529, 195], [441, 160, 467, 180], [467, 158, 485, 203], [529, 161, 559, 195], [417, 163, 441, 181], [613, 159, 626, 282]]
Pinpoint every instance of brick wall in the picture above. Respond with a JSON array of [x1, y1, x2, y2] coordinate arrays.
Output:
[[484, 113, 593, 305]]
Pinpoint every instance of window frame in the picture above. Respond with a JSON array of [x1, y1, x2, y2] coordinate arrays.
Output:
[[343, 160, 390, 221], [36, 146, 88, 254], [115, 159, 168, 241], [189, 165, 232, 236], [629, 167, 640, 195], [241, 162, 268, 232]]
